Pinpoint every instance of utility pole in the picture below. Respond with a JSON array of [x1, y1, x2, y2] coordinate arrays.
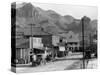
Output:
[[31, 24, 35, 53], [82, 17, 85, 69], [29, 24, 34, 51], [89, 33, 92, 46], [31, 24, 33, 52]]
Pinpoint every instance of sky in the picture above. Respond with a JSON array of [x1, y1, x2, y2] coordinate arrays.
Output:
[[16, 2, 98, 20]]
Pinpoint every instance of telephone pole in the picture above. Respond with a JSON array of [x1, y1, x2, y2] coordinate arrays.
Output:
[[81, 17, 85, 69], [89, 33, 92, 46]]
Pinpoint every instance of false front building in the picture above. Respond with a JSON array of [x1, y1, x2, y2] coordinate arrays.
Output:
[[13, 27, 52, 66]]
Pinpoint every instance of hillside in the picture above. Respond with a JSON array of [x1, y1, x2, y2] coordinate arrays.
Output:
[[11, 2, 97, 39]]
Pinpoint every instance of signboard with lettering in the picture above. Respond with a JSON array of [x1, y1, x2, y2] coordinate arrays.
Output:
[[33, 37, 43, 48], [59, 46, 65, 51], [52, 36, 59, 46], [29, 37, 43, 48]]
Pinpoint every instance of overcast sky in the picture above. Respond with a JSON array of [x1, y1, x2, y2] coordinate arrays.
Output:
[[16, 2, 98, 20], [33, 3, 98, 20]]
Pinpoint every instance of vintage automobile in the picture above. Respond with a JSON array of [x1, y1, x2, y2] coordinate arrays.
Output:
[[31, 47, 54, 66]]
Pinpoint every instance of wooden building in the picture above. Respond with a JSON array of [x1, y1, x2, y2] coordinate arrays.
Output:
[[66, 31, 80, 52], [15, 27, 52, 65], [15, 38, 30, 64], [23, 27, 52, 48], [57, 31, 80, 52], [52, 35, 60, 46]]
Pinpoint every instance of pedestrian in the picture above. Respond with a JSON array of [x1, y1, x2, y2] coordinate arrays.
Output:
[[32, 53, 37, 66], [42, 50, 47, 65], [68, 48, 72, 56]]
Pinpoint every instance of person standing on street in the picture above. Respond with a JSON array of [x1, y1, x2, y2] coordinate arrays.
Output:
[[42, 48, 47, 65], [32, 53, 37, 66]]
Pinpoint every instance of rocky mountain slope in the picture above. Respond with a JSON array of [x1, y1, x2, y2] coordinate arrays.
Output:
[[11, 2, 97, 39]]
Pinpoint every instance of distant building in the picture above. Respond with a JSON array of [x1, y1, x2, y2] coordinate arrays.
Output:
[[66, 31, 80, 52], [57, 31, 80, 52], [52, 35, 60, 46], [92, 31, 97, 44]]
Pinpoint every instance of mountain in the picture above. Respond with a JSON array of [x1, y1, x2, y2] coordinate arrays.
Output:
[[12, 2, 97, 39], [16, 3, 34, 18], [63, 15, 74, 24], [15, 3, 68, 33], [46, 10, 61, 18], [90, 20, 97, 31]]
